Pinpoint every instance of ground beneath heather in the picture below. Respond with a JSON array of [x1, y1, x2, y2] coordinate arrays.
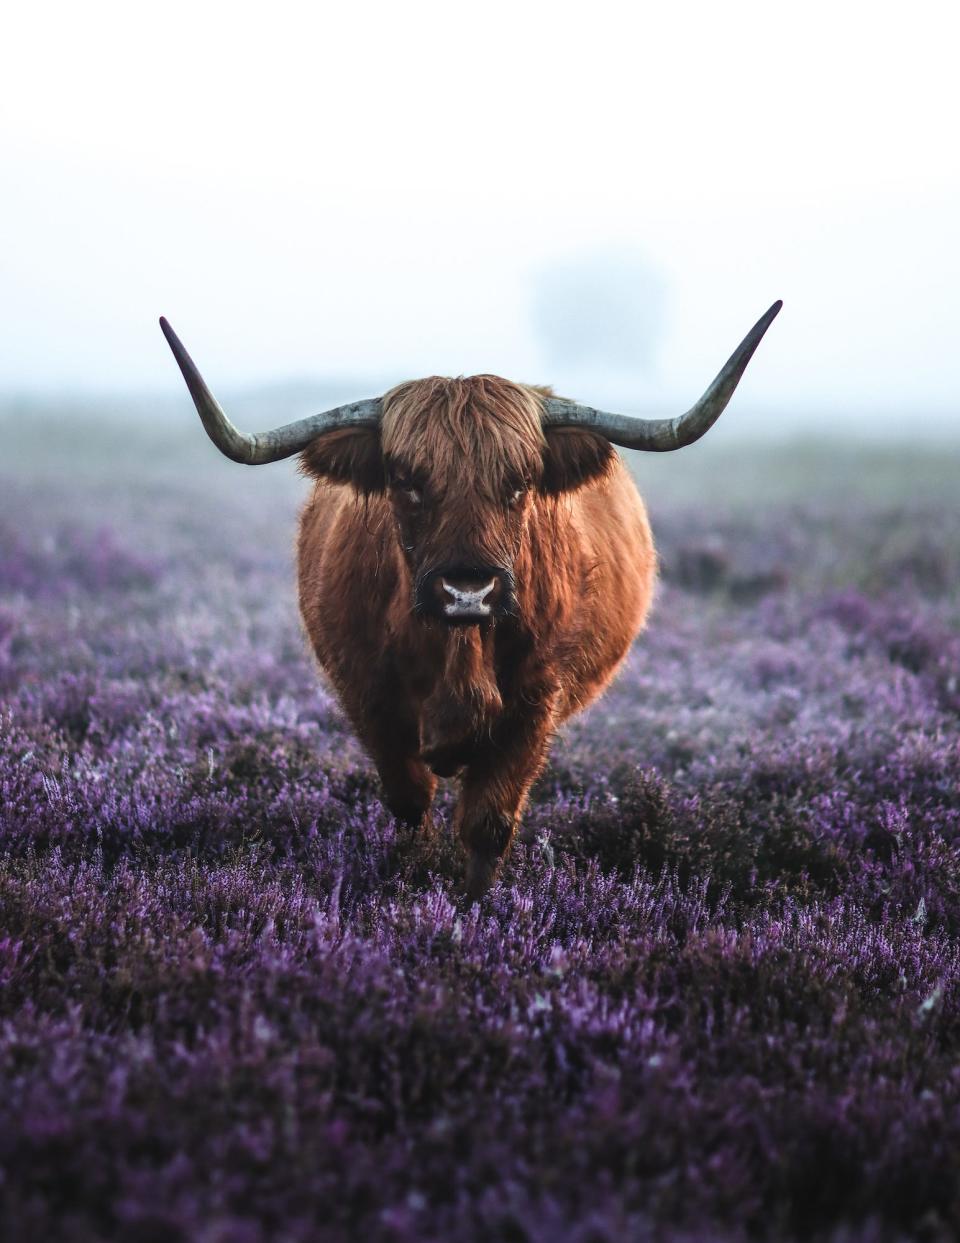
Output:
[[2, 415, 960, 1242]]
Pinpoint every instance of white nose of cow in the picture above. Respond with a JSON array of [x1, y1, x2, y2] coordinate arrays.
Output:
[[440, 578, 498, 618]]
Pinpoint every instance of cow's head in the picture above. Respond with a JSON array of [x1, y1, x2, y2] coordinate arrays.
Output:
[[297, 375, 615, 623], [159, 300, 781, 624]]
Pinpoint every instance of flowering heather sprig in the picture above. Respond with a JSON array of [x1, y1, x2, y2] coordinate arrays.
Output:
[[1, 430, 960, 1242]]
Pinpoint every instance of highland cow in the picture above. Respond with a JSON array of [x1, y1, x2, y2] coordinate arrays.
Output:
[[160, 301, 780, 896]]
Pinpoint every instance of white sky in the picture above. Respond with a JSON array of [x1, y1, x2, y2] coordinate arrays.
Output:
[[2, 0, 958, 428]]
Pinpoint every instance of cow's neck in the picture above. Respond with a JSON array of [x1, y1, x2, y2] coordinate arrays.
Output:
[[419, 624, 502, 755]]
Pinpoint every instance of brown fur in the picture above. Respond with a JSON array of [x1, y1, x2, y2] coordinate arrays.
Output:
[[297, 374, 656, 898]]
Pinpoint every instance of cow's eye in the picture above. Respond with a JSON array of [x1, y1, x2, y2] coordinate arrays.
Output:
[[401, 487, 422, 505], [507, 487, 526, 507]]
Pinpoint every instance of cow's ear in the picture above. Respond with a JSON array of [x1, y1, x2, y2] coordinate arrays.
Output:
[[540, 427, 615, 495], [299, 427, 385, 494]]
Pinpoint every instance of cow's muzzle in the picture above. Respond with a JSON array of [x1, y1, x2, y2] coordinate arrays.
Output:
[[415, 565, 515, 624]]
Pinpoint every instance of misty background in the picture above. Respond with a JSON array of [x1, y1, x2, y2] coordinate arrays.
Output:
[[1, 0, 958, 445]]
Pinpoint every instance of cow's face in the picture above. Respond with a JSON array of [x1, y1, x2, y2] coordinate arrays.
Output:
[[300, 375, 614, 625], [384, 457, 530, 624]]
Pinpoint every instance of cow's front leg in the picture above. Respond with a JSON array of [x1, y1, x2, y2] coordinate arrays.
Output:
[[344, 688, 437, 832], [373, 748, 438, 833], [456, 695, 558, 900]]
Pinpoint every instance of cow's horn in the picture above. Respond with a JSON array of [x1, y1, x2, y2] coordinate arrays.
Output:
[[159, 318, 382, 465], [541, 300, 782, 452]]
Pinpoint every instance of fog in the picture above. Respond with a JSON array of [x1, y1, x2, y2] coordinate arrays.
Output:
[[2, 0, 958, 438]]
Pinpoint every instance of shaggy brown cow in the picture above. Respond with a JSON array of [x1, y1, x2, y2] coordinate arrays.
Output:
[[160, 302, 781, 897]]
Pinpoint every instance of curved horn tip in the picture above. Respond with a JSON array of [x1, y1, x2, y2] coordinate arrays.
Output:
[[158, 316, 179, 347]]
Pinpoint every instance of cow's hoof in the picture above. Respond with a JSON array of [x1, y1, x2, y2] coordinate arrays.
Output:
[[463, 851, 500, 903], [389, 804, 435, 840]]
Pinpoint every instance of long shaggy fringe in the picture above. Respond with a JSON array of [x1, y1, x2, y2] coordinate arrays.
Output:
[[381, 376, 548, 498]]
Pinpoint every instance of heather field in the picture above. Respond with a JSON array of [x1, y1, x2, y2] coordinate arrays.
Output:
[[2, 412, 960, 1242]]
